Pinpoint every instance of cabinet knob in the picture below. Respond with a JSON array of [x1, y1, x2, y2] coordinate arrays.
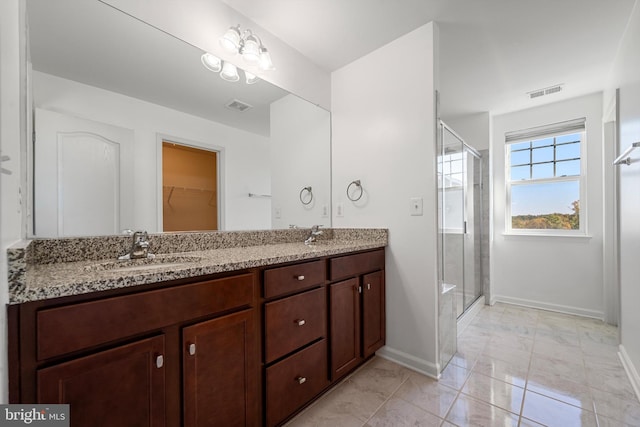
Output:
[[295, 319, 306, 326], [358, 286, 362, 294], [367, 283, 371, 290], [296, 376, 307, 385], [156, 355, 164, 369], [188, 343, 196, 356], [296, 275, 305, 281]]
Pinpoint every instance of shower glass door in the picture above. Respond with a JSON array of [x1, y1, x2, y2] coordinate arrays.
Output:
[[438, 121, 482, 318]]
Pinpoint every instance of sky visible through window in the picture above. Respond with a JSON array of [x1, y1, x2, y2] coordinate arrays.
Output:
[[509, 133, 580, 217]]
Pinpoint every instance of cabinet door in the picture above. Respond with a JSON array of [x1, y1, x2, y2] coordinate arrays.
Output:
[[362, 270, 385, 358], [37, 336, 166, 427], [183, 309, 258, 427], [330, 278, 361, 380]]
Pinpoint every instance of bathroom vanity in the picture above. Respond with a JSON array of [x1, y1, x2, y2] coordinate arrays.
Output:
[[7, 229, 386, 426]]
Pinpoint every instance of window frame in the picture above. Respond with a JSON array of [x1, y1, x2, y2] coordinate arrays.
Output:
[[505, 128, 588, 236]]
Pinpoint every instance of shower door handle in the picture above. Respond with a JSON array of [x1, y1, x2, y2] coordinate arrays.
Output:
[[463, 221, 467, 234]]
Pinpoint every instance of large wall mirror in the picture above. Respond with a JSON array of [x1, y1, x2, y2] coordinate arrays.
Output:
[[26, 0, 331, 237]]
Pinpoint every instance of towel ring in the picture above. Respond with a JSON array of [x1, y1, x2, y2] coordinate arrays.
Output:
[[299, 186, 313, 205], [347, 180, 363, 202]]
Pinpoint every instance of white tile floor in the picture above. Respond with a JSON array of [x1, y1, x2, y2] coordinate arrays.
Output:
[[285, 303, 640, 426]]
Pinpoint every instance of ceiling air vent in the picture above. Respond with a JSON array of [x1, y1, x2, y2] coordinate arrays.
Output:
[[225, 99, 253, 112], [527, 84, 563, 99]]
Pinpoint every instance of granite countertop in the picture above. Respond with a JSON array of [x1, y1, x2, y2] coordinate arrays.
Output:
[[8, 229, 387, 304]]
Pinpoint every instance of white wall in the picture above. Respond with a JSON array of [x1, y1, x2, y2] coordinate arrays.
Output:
[[270, 94, 331, 229], [0, 0, 26, 402], [34, 71, 271, 233], [101, 0, 331, 110], [491, 93, 605, 318], [444, 112, 491, 151], [606, 0, 640, 400], [332, 23, 441, 376]]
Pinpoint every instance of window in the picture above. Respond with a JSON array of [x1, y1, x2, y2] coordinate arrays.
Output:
[[505, 118, 586, 234]]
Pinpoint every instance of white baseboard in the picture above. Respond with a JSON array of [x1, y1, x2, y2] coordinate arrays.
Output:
[[376, 346, 439, 379], [457, 296, 485, 336], [619, 345, 640, 403], [493, 295, 604, 319]]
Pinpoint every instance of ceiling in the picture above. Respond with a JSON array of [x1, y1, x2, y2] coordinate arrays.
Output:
[[221, 0, 637, 118]]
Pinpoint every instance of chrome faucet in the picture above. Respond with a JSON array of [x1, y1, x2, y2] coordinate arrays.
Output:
[[304, 225, 323, 245], [119, 231, 154, 260]]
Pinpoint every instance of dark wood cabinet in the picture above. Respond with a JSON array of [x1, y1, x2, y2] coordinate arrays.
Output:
[[12, 273, 259, 427], [183, 309, 258, 427], [329, 278, 361, 380], [362, 270, 385, 358], [38, 336, 166, 427], [11, 248, 385, 427], [263, 249, 386, 426], [329, 251, 386, 381]]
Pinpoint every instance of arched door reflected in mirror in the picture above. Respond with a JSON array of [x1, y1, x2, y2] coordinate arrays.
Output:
[[162, 142, 219, 231]]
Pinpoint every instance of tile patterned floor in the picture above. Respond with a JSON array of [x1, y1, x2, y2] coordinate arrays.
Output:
[[285, 303, 640, 426]]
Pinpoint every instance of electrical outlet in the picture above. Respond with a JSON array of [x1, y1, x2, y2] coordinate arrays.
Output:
[[336, 202, 344, 217], [321, 204, 329, 218], [410, 197, 423, 216], [274, 207, 282, 219]]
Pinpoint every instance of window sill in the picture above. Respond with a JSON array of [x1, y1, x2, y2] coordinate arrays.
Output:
[[502, 232, 592, 239]]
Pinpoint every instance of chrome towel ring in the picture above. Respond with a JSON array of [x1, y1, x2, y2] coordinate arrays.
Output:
[[299, 186, 313, 205], [347, 180, 363, 201]]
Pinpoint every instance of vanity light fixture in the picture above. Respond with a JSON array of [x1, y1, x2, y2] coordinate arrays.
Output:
[[201, 52, 259, 84], [219, 24, 275, 71], [220, 61, 240, 82], [245, 71, 259, 85]]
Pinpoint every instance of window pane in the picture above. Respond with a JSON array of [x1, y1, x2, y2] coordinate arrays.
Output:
[[511, 141, 530, 151], [532, 137, 553, 148], [442, 161, 450, 175], [510, 149, 530, 166], [532, 146, 553, 163], [557, 159, 580, 176], [511, 165, 530, 181], [556, 133, 580, 144], [556, 142, 580, 160], [532, 163, 553, 179], [450, 160, 462, 174], [449, 173, 463, 187], [511, 181, 580, 230]]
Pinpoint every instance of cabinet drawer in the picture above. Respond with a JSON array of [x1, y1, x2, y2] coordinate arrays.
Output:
[[266, 339, 329, 427], [329, 249, 384, 281], [37, 273, 255, 361], [264, 260, 325, 299], [264, 287, 326, 363]]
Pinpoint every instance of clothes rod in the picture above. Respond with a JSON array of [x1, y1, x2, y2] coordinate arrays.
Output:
[[613, 141, 640, 166]]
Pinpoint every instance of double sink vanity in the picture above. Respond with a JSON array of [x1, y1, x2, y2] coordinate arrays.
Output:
[[7, 228, 387, 426]]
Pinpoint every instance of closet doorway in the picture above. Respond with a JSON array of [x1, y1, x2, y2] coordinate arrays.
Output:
[[162, 141, 219, 231]]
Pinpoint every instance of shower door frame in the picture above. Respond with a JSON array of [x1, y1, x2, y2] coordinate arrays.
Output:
[[437, 120, 483, 319]]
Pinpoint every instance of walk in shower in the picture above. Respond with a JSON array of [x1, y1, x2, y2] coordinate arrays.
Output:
[[437, 120, 483, 370]]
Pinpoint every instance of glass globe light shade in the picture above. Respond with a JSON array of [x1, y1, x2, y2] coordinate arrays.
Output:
[[220, 62, 240, 82], [201, 53, 222, 72]]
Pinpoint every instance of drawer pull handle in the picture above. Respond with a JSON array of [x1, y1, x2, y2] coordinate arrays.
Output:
[[295, 319, 306, 326], [297, 275, 305, 281], [188, 343, 196, 356], [156, 355, 164, 369], [367, 283, 371, 290], [296, 376, 307, 385]]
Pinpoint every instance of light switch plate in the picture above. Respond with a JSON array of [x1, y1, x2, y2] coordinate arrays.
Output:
[[410, 197, 423, 216], [274, 207, 282, 219], [321, 204, 329, 218], [336, 202, 344, 217]]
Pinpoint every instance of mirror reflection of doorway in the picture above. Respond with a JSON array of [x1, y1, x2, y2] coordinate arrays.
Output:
[[162, 141, 218, 231]]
